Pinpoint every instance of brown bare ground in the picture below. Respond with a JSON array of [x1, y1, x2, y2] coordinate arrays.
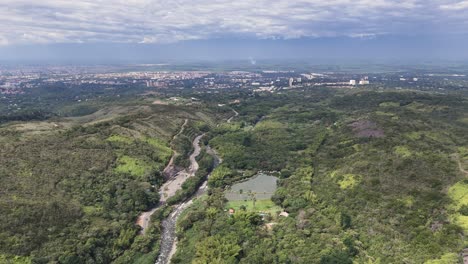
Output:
[[349, 120, 385, 138]]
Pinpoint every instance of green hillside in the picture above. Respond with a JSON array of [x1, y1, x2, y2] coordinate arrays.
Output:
[[173, 90, 468, 264]]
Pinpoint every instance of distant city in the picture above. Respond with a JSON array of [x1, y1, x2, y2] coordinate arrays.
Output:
[[2, 64, 468, 98]]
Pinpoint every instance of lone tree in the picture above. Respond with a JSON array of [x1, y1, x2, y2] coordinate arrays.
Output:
[[248, 190, 257, 209]]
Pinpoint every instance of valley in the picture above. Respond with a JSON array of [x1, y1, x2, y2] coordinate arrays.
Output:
[[0, 75, 467, 264]]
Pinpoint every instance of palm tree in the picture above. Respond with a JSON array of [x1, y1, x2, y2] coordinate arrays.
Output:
[[248, 190, 257, 210]]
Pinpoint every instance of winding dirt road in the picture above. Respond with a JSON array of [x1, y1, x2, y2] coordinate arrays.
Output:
[[227, 109, 239, 123], [163, 119, 188, 178]]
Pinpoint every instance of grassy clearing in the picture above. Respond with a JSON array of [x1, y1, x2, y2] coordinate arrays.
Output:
[[144, 137, 172, 159], [107, 134, 134, 144], [404, 131, 422, 140], [226, 199, 281, 214], [394, 146, 413, 158], [0, 254, 31, 264], [405, 102, 448, 113], [404, 131, 451, 144], [115, 155, 152, 178], [448, 180, 468, 232], [83, 205, 103, 216], [398, 196, 415, 208], [448, 181, 468, 210], [338, 174, 360, 189], [424, 253, 459, 264]]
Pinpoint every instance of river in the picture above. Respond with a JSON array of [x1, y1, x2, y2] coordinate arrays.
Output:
[[154, 143, 221, 264], [138, 111, 232, 264]]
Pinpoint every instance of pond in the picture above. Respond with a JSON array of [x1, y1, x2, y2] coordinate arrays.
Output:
[[225, 173, 278, 201]]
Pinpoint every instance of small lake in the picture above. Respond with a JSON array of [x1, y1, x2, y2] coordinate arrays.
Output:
[[225, 173, 278, 201]]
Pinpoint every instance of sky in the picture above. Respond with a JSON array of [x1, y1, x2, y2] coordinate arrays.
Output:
[[1, 0, 468, 62]]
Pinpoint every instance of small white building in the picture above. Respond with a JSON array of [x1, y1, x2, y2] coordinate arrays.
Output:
[[279, 211, 289, 217]]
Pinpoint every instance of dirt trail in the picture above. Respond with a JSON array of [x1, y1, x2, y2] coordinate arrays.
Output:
[[452, 153, 468, 176], [457, 156, 468, 176], [163, 119, 188, 177], [227, 109, 239, 123]]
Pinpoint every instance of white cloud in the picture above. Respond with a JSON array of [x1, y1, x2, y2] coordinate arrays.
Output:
[[0, 35, 8, 46], [0, 0, 465, 45], [440, 0, 468, 10]]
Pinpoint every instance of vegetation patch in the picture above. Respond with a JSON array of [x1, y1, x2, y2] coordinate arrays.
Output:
[[115, 155, 152, 178], [424, 253, 459, 264], [459, 147, 468, 171], [144, 137, 172, 159], [405, 102, 449, 113], [448, 180, 468, 231], [448, 181, 468, 210], [379, 102, 400, 108], [398, 196, 415, 208], [82, 205, 103, 216], [404, 131, 451, 144], [0, 254, 31, 264], [338, 174, 361, 189], [458, 116, 468, 125], [375, 111, 396, 117], [226, 199, 281, 214], [405, 131, 423, 140], [394, 146, 413, 158], [107, 134, 134, 144]]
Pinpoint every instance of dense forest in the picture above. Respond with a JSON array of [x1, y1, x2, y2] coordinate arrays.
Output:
[[173, 90, 468, 263], [0, 86, 467, 263], [0, 97, 227, 263]]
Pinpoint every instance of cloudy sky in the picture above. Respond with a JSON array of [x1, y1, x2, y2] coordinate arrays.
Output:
[[1, 0, 468, 62]]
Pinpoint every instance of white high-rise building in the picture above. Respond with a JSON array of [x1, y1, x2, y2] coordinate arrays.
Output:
[[359, 79, 370, 85], [289, 78, 294, 87], [349, 80, 356, 85]]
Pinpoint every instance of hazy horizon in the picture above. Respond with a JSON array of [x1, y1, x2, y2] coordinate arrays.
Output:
[[2, 1, 468, 63]]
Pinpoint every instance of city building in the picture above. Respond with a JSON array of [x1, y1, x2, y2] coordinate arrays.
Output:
[[359, 77, 370, 85], [349, 80, 356, 85], [289, 78, 294, 87]]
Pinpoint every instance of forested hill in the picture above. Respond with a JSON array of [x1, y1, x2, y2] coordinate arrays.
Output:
[[0, 87, 467, 264], [172, 90, 468, 264], [0, 102, 229, 263]]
